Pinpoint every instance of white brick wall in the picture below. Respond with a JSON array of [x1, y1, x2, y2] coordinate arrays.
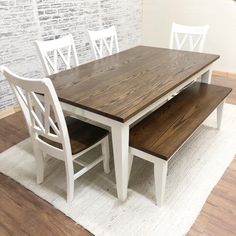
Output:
[[0, 0, 142, 110]]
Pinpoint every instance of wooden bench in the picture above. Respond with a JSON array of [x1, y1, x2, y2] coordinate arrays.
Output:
[[129, 82, 232, 206]]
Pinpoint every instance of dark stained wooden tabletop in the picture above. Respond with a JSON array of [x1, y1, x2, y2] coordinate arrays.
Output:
[[50, 46, 219, 123]]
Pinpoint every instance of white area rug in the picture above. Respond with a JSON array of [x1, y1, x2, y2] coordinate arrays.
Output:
[[1, 104, 236, 236]]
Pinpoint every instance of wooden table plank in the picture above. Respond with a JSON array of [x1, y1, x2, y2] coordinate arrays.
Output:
[[50, 46, 219, 122]]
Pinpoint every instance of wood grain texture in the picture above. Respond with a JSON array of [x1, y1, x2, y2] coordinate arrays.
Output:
[[0, 173, 92, 236], [130, 82, 231, 160], [0, 111, 29, 153], [212, 75, 236, 105], [212, 70, 236, 80], [50, 46, 219, 122], [188, 156, 236, 236], [0, 105, 20, 119], [40, 116, 108, 155]]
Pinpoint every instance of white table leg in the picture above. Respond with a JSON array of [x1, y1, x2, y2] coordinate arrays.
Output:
[[201, 70, 212, 84], [217, 100, 225, 129], [111, 124, 129, 201]]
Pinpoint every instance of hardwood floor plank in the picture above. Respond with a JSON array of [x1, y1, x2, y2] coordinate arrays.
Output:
[[0, 174, 92, 236], [188, 156, 236, 235], [212, 76, 236, 105], [0, 112, 28, 153], [207, 194, 236, 215], [204, 222, 235, 236], [202, 202, 236, 233]]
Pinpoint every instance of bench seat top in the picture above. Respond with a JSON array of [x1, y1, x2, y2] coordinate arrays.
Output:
[[129, 82, 232, 161]]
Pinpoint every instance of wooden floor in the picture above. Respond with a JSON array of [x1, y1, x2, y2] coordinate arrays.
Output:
[[0, 111, 28, 153], [212, 75, 236, 105], [0, 174, 92, 236], [188, 157, 236, 236], [0, 76, 235, 236]]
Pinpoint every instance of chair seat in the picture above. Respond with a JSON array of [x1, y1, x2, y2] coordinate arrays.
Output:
[[40, 117, 108, 155]]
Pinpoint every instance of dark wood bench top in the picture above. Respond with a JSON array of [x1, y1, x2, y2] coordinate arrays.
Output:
[[129, 82, 232, 161]]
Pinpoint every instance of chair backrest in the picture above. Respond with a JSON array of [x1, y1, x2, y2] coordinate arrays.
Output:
[[35, 34, 79, 76], [169, 22, 209, 52], [1, 66, 72, 159], [88, 26, 119, 59]]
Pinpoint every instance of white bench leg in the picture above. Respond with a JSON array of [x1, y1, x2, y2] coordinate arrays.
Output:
[[217, 100, 225, 129], [154, 160, 168, 207], [102, 136, 110, 174]]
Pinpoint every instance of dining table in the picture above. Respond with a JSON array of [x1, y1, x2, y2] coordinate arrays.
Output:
[[50, 46, 219, 201]]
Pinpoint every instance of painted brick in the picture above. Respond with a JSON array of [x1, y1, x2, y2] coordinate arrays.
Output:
[[0, 0, 142, 110]]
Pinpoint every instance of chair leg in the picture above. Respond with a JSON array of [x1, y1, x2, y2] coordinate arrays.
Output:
[[128, 154, 134, 186], [154, 160, 168, 207], [102, 136, 110, 174], [65, 160, 75, 203], [34, 147, 44, 184], [217, 101, 224, 130]]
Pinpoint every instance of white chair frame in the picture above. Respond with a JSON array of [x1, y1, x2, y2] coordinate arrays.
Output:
[[169, 22, 209, 52], [88, 26, 119, 59], [1, 66, 110, 202], [35, 34, 79, 76], [128, 100, 225, 207]]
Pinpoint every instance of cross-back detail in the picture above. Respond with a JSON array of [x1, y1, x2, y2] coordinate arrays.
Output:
[[35, 34, 79, 76], [88, 26, 119, 59], [1, 66, 71, 158], [169, 23, 209, 52]]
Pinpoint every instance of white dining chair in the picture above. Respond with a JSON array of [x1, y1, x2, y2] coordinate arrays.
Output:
[[35, 34, 79, 76], [1, 66, 110, 203], [88, 26, 119, 59], [169, 22, 209, 52]]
